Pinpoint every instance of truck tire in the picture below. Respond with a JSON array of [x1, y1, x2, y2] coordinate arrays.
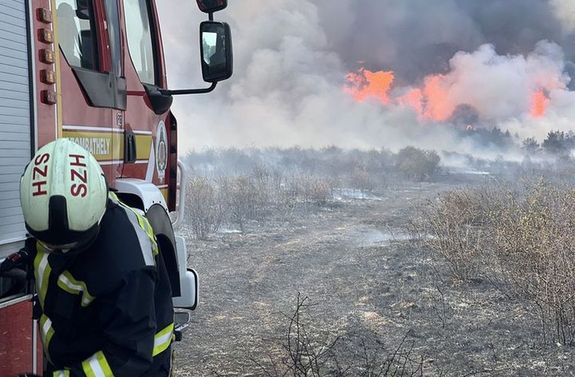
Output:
[[146, 204, 181, 297]]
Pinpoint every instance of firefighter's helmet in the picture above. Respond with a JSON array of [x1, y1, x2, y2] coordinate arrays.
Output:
[[20, 139, 108, 253]]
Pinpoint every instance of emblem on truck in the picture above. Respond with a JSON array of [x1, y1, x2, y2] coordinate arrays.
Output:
[[156, 121, 168, 184]]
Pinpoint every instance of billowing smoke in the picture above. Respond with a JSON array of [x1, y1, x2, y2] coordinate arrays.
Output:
[[316, 0, 571, 82], [551, 0, 575, 33], [156, 0, 575, 155], [347, 42, 570, 120]]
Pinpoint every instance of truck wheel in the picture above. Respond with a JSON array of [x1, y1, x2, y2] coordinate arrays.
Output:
[[146, 204, 181, 297]]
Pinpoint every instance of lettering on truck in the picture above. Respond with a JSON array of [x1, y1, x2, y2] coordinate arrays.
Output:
[[68, 137, 111, 157]]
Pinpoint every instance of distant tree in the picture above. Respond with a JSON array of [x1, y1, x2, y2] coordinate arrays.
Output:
[[542, 131, 574, 156], [463, 127, 514, 150], [522, 137, 540, 155]]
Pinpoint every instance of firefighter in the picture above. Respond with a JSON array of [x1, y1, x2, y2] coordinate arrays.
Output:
[[6, 139, 174, 376]]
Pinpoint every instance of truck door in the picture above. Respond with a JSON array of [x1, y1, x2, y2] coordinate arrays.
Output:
[[120, 0, 184, 299], [120, 0, 169, 191], [55, 0, 124, 180]]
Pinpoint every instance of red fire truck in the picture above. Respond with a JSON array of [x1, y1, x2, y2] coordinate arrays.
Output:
[[0, 0, 232, 374]]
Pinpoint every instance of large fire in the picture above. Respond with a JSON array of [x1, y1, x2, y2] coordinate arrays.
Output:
[[345, 67, 552, 121], [345, 68, 394, 104]]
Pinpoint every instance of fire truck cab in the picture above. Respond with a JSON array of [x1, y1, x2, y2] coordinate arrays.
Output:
[[0, 0, 232, 374]]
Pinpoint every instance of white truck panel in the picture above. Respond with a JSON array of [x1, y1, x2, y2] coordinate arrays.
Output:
[[0, 0, 32, 259]]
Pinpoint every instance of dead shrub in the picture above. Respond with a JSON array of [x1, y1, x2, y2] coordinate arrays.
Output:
[[412, 179, 575, 344], [396, 147, 441, 181], [282, 175, 334, 207], [219, 176, 263, 233], [303, 177, 333, 206], [489, 180, 575, 345], [412, 189, 491, 280], [350, 167, 375, 192], [252, 294, 427, 377], [185, 177, 224, 240]]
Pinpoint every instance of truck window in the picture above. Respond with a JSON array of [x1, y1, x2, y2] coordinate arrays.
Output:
[[123, 0, 156, 85], [56, 0, 99, 70], [103, 0, 122, 77]]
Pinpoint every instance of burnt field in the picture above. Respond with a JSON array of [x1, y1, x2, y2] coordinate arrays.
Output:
[[172, 173, 575, 376]]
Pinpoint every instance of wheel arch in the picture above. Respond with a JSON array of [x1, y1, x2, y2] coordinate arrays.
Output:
[[114, 180, 182, 298], [145, 204, 181, 297]]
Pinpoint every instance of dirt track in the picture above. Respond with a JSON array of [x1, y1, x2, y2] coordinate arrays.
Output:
[[173, 179, 575, 376]]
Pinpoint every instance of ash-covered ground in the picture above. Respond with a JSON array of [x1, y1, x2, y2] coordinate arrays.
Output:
[[172, 177, 575, 376]]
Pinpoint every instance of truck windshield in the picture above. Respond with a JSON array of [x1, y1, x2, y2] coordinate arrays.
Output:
[[56, 0, 99, 70], [123, 0, 156, 85]]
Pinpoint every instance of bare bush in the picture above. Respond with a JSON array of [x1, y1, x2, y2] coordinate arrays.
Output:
[[351, 167, 375, 193], [412, 179, 575, 345], [219, 176, 264, 233], [412, 189, 491, 280], [396, 147, 441, 181], [185, 177, 224, 240], [489, 180, 575, 345], [300, 176, 334, 206], [252, 295, 427, 377]]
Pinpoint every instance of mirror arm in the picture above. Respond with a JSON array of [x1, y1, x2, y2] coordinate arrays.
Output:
[[160, 82, 217, 96], [209, 12, 214, 21]]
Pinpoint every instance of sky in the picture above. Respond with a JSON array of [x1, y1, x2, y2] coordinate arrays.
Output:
[[156, 0, 575, 155]]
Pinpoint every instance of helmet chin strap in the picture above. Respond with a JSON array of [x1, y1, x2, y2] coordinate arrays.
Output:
[[40, 222, 102, 256]]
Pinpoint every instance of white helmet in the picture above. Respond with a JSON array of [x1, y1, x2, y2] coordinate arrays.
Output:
[[20, 139, 108, 253]]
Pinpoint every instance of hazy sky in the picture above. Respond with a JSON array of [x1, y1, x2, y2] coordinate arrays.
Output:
[[157, 1, 575, 154]]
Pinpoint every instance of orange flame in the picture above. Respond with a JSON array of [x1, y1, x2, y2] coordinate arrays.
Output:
[[530, 90, 548, 118], [345, 68, 395, 104], [398, 88, 424, 116], [346, 67, 456, 121], [346, 66, 556, 122], [422, 75, 454, 121]]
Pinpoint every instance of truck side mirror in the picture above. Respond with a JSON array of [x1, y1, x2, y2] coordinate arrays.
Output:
[[196, 0, 227, 13], [75, 0, 90, 20], [200, 21, 233, 83]]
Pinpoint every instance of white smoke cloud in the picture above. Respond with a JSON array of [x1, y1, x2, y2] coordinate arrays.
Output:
[[551, 0, 575, 33], [401, 41, 569, 121]]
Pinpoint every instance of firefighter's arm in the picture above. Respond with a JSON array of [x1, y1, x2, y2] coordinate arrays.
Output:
[[0, 238, 36, 276], [0, 238, 36, 300], [60, 268, 159, 377]]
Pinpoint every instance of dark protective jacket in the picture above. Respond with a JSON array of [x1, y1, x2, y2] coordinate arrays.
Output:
[[33, 194, 174, 377]]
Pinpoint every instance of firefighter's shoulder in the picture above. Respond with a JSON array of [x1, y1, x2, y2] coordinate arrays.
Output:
[[75, 199, 158, 296]]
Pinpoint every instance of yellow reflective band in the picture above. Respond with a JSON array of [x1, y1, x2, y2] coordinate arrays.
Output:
[[108, 192, 120, 203], [82, 351, 114, 377], [110, 192, 159, 261], [133, 210, 159, 256], [152, 323, 174, 357], [118, 201, 159, 260], [53, 370, 70, 377], [57, 271, 95, 307], [39, 314, 55, 363], [34, 246, 52, 309]]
